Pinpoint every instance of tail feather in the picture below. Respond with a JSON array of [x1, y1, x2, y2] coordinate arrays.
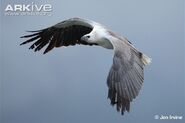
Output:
[[141, 54, 152, 65]]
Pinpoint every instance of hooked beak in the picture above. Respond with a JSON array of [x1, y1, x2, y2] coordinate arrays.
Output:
[[80, 36, 88, 42]]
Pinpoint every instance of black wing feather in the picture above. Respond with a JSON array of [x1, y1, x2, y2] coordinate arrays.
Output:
[[21, 21, 96, 54]]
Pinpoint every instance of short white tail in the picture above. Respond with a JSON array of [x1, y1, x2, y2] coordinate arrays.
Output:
[[141, 54, 152, 65]]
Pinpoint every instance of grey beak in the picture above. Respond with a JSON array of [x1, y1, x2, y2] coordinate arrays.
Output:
[[81, 36, 88, 42]]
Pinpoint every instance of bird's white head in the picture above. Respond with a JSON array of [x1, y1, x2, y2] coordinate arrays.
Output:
[[81, 31, 99, 44], [81, 26, 106, 43], [81, 25, 113, 49]]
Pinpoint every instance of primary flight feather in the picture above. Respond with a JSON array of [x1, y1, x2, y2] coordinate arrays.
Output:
[[20, 17, 151, 115]]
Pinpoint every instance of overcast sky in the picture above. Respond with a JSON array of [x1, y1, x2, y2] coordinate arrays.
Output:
[[1, 0, 184, 123]]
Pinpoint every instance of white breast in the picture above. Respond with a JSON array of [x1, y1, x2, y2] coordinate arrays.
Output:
[[90, 25, 113, 49]]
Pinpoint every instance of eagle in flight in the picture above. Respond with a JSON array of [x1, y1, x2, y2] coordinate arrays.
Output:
[[20, 17, 151, 115]]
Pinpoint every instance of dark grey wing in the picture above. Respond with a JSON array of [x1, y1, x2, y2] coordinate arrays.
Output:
[[20, 18, 97, 54], [107, 46, 144, 115]]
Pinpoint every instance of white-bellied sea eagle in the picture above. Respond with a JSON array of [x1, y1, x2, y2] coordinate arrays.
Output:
[[20, 17, 151, 115]]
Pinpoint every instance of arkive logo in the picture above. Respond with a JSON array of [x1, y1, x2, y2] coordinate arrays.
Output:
[[4, 2, 52, 16]]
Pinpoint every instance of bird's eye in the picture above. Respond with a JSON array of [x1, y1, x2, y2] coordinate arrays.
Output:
[[87, 35, 90, 38]]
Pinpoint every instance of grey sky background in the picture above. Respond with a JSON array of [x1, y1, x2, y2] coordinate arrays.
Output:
[[1, 0, 184, 123]]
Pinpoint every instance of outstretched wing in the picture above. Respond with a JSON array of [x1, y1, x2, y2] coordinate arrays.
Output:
[[107, 38, 146, 115], [20, 18, 97, 54]]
